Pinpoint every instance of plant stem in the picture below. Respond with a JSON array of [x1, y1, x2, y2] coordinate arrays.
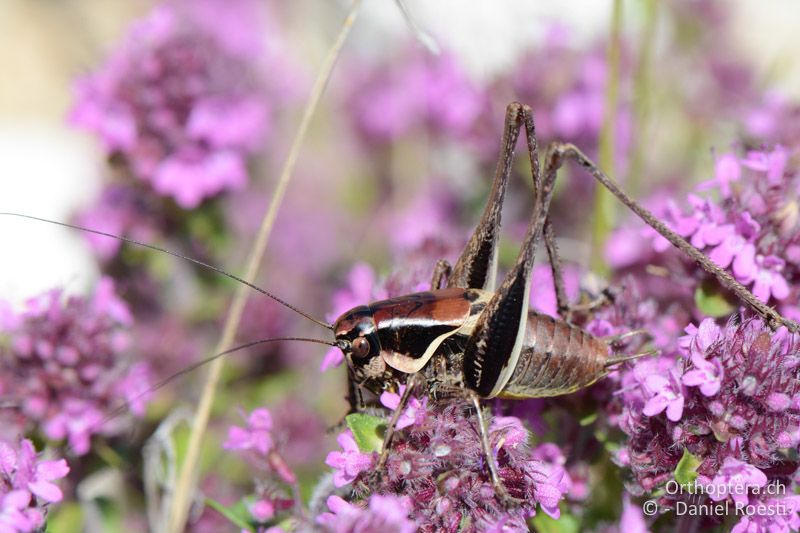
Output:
[[590, 0, 623, 275], [164, 2, 362, 531], [627, 0, 659, 196]]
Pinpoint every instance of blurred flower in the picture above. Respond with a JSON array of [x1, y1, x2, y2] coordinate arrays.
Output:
[[224, 407, 274, 456], [731, 495, 800, 533], [347, 49, 487, 144], [70, 0, 292, 208], [223, 407, 298, 526], [529, 263, 581, 318], [620, 496, 649, 533], [316, 494, 417, 533], [0, 278, 150, 454], [745, 92, 800, 147], [507, 27, 632, 161], [708, 457, 767, 507], [0, 438, 69, 533], [75, 184, 163, 261]]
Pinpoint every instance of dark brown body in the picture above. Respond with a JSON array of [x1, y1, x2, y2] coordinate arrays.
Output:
[[335, 288, 610, 400]]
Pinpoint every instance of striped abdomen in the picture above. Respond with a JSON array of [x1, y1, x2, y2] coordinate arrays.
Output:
[[497, 312, 609, 399]]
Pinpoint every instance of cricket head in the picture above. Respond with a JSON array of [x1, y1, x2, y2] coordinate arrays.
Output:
[[333, 305, 393, 394]]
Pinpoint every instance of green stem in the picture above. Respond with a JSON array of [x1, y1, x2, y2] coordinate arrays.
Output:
[[626, 0, 659, 196], [590, 0, 624, 275]]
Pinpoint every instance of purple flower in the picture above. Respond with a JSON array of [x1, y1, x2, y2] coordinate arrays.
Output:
[[380, 386, 427, 430], [0, 438, 69, 532], [745, 93, 800, 147], [348, 50, 486, 144], [225, 407, 297, 485], [319, 347, 345, 373], [741, 146, 788, 184], [223, 408, 274, 456], [0, 278, 150, 454], [508, 30, 632, 165], [619, 496, 649, 533], [249, 498, 275, 523], [642, 373, 685, 421], [708, 457, 767, 506], [747, 255, 790, 303], [714, 153, 741, 196], [681, 352, 723, 396], [75, 184, 162, 261], [610, 145, 800, 313], [69, 0, 284, 209], [490, 417, 530, 451], [529, 263, 581, 318], [731, 495, 800, 533], [324, 431, 375, 488], [41, 400, 104, 456], [222, 407, 300, 526], [680, 319, 721, 357], [316, 494, 417, 533]]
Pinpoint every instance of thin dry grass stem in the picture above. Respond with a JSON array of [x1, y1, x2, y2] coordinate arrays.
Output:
[[164, 2, 363, 531], [590, 0, 623, 275], [394, 0, 440, 54]]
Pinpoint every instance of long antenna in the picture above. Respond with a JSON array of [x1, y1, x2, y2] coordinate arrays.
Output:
[[101, 336, 337, 431], [0, 212, 334, 330]]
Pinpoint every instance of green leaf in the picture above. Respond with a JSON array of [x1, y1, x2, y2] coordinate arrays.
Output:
[[345, 413, 386, 453], [674, 448, 701, 486], [205, 497, 255, 531], [579, 412, 598, 426], [695, 281, 735, 317], [530, 507, 580, 533]]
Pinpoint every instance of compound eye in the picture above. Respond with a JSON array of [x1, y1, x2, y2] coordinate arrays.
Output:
[[351, 336, 371, 359]]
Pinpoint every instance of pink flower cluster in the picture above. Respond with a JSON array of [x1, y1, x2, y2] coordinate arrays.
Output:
[[325, 393, 571, 532], [0, 278, 151, 454], [347, 51, 487, 144], [618, 318, 800, 531], [70, 0, 280, 209], [610, 145, 799, 311]]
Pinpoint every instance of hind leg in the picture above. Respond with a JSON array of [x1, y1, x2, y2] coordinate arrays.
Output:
[[539, 142, 799, 332]]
